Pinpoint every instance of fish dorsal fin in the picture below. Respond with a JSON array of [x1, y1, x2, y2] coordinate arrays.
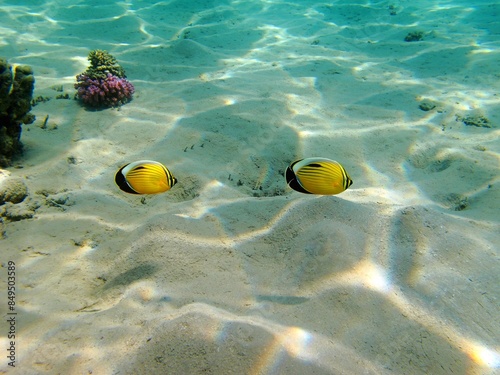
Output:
[[122, 160, 162, 175], [292, 157, 334, 174]]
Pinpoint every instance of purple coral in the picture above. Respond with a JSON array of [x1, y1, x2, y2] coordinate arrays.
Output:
[[75, 73, 134, 108]]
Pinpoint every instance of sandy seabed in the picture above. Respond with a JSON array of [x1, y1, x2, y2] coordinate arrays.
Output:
[[1, 0, 499, 374]]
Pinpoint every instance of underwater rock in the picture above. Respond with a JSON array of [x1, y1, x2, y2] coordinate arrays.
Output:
[[444, 193, 469, 211], [75, 50, 134, 108], [0, 175, 35, 222], [404, 31, 424, 42], [0, 201, 35, 221], [0, 177, 28, 204], [457, 114, 492, 128], [419, 100, 436, 111], [0, 57, 36, 167]]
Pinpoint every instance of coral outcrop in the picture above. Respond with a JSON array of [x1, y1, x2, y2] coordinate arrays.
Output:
[[75, 73, 135, 108], [0, 57, 35, 167], [75, 50, 134, 108]]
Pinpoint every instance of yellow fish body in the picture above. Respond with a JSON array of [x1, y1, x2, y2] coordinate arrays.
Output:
[[115, 160, 177, 194], [285, 157, 352, 195]]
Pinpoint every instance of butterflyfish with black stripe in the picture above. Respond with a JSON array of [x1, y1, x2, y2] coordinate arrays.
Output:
[[115, 160, 177, 194], [285, 157, 353, 195]]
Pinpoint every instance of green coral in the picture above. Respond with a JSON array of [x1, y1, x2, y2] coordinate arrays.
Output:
[[83, 50, 126, 80], [88, 49, 117, 67]]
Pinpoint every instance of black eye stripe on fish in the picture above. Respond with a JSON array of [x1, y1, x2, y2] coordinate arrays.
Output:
[[285, 157, 353, 195]]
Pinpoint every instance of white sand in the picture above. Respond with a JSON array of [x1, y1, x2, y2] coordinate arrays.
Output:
[[1, 0, 499, 374]]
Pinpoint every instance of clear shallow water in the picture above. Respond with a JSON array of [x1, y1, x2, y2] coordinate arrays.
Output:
[[1, 1, 499, 374]]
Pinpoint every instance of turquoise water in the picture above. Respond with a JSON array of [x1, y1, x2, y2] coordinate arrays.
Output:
[[1, 1, 499, 374]]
